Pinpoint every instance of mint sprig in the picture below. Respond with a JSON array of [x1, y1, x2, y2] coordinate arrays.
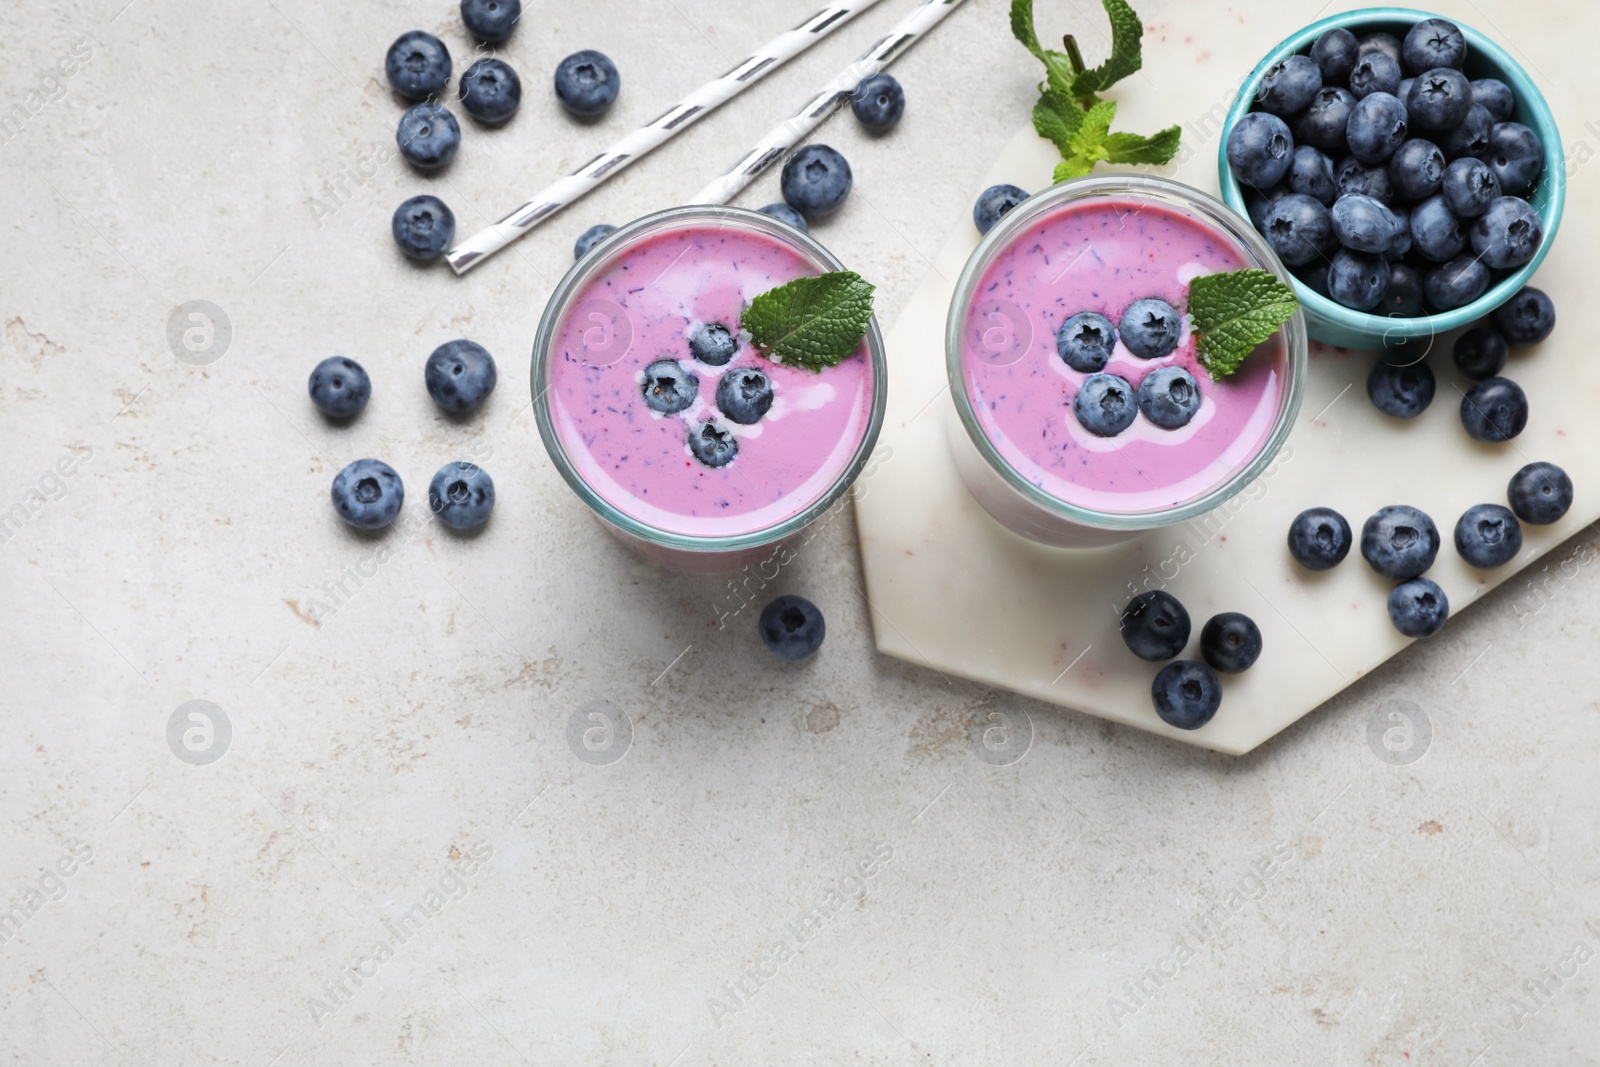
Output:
[[1188, 269, 1300, 381], [742, 271, 875, 373], [1011, 0, 1181, 182]]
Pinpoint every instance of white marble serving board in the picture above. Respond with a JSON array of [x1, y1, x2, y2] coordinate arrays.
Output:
[[853, 0, 1595, 754]]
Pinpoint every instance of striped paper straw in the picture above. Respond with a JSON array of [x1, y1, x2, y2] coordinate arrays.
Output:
[[447, 1, 890, 274], [691, 0, 968, 207]]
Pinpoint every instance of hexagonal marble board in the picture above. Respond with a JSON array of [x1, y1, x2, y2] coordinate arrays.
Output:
[[853, 0, 1596, 753]]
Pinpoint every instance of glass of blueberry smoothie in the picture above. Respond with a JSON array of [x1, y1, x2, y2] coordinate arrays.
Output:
[[947, 175, 1307, 548], [533, 205, 887, 571]]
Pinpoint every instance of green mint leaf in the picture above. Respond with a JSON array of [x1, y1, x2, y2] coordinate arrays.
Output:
[[1033, 95, 1084, 156], [1070, 0, 1145, 97], [1188, 269, 1300, 381], [742, 271, 875, 373], [1102, 125, 1182, 165], [1067, 99, 1117, 162], [1054, 158, 1095, 182], [1009, 0, 1045, 58], [1011, 1, 1082, 104]]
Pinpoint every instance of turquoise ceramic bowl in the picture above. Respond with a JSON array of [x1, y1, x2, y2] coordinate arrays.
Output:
[[1217, 7, 1565, 350]]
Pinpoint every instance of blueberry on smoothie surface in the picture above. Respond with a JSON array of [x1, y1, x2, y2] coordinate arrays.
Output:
[[1151, 661, 1222, 730], [1072, 373, 1138, 437], [715, 366, 775, 425], [555, 50, 621, 117], [332, 459, 404, 530], [687, 419, 738, 468], [428, 461, 496, 530], [1118, 298, 1181, 359], [392, 195, 456, 261], [973, 184, 1029, 235], [385, 30, 452, 101], [1055, 311, 1117, 373], [758, 595, 825, 660], [459, 58, 522, 124], [689, 323, 738, 367], [426, 340, 498, 413], [1136, 366, 1202, 430], [1507, 462, 1572, 525], [640, 359, 698, 414], [1120, 590, 1191, 662], [782, 144, 852, 218], [308, 356, 371, 419]]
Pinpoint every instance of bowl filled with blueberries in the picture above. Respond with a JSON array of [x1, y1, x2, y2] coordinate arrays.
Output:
[[1217, 8, 1564, 350]]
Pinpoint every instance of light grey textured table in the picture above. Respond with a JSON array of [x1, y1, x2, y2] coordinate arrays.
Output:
[[2, 0, 1597, 1063]]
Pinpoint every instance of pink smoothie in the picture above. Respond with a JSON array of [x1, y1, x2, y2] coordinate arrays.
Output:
[[547, 224, 876, 539], [959, 200, 1286, 514]]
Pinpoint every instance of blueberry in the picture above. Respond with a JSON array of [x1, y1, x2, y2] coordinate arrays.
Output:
[[385, 30, 452, 102], [308, 356, 371, 419], [715, 366, 774, 425], [1055, 311, 1117, 373], [1261, 193, 1332, 266], [1310, 27, 1359, 84], [460, 0, 521, 43], [782, 144, 852, 219], [1387, 138, 1444, 199], [1331, 193, 1401, 254], [396, 102, 461, 171], [1409, 194, 1465, 262], [1485, 122, 1544, 196], [1403, 18, 1466, 73], [426, 340, 498, 413], [1454, 503, 1522, 568], [332, 459, 404, 530], [1470, 196, 1543, 270], [1508, 461, 1573, 524], [1349, 51, 1402, 99], [1287, 507, 1352, 570], [1296, 260, 1332, 298], [1424, 254, 1490, 311], [1226, 111, 1294, 188], [1151, 661, 1222, 730], [1397, 77, 1415, 106], [850, 73, 905, 131], [689, 323, 738, 366], [1385, 205, 1412, 260], [1382, 262, 1424, 316], [1256, 54, 1322, 115], [1120, 590, 1190, 662], [554, 50, 620, 117], [428, 461, 495, 530], [1361, 505, 1440, 579], [1440, 103, 1491, 160], [1491, 286, 1556, 344], [1357, 32, 1404, 67], [1073, 373, 1138, 436], [1289, 145, 1338, 205], [687, 419, 738, 468], [1388, 577, 1449, 638], [1335, 155, 1394, 203], [1327, 248, 1389, 311], [392, 195, 456, 261], [1244, 183, 1290, 230], [459, 58, 521, 124], [574, 223, 617, 260], [1294, 87, 1356, 152], [973, 183, 1028, 235], [640, 358, 698, 414], [1452, 326, 1508, 380], [758, 595, 825, 660], [1440, 156, 1500, 218], [1345, 92, 1408, 163], [1460, 376, 1528, 441], [1200, 613, 1262, 674], [1118, 298, 1182, 359], [1136, 366, 1202, 430], [758, 203, 809, 233], [1366, 356, 1435, 418], [1406, 68, 1472, 131], [1471, 77, 1515, 122]]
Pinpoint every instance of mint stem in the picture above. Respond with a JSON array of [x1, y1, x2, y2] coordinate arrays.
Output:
[[1062, 34, 1086, 75]]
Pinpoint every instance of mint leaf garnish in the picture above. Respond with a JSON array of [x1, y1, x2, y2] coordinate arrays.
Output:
[[1188, 269, 1300, 381], [1068, 0, 1144, 98], [742, 271, 875, 373]]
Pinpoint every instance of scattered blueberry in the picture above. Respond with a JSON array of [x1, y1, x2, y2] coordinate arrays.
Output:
[[574, 223, 617, 260], [1485, 121, 1544, 196], [1257, 54, 1323, 115], [1335, 155, 1394, 202], [758, 203, 809, 233], [1452, 326, 1508, 380], [554, 50, 620, 117], [1471, 77, 1515, 122], [1327, 247, 1389, 311], [640, 358, 698, 414], [426, 339, 498, 413], [1424, 254, 1490, 311], [687, 419, 738, 468], [973, 183, 1028, 235], [1356, 31, 1404, 67], [1136, 366, 1202, 430], [689, 323, 738, 366], [850, 73, 905, 131], [309, 356, 371, 419], [1491, 285, 1555, 344], [1470, 195, 1543, 270], [1388, 577, 1449, 638], [1403, 18, 1466, 73], [715, 366, 774, 425], [1310, 27, 1359, 84], [459, 58, 521, 124], [1262, 193, 1332, 266], [396, 102, 461, 170], [1120, 590, 1191, 662], [1366, 356, 1435, 418], [1200, 613, 1262, 674], [460, 0, 522, 43], [1454, 503, 1522, 568], [759, 595, 825, 659], [1387, 138, 1443, 200], [1226, 111, 1294, 188], [1345, 92, 1408, 163], [1118, 298, 1182, 359], [332, 459, 404, 530], [1294, 87, 1356, 151], [392, 195, 456, 262], [428, 461, 495, 529], [1406, 67, 1472, 131], [1361, 504, 1440, 579], [1288, 507, 1352, 570], [1507, 461, 1573, 524], [782, 144, 853, 218], [1055, 311, 1118, 373], [1349, 51, 1402, 99], [1440, 102, 1491, 159], [1440, 156, 1500, 218], [1289, 145, 1338, 205], [385, 30, 452, 102], [1459, 376, 1528, 441], [1151, 661, 1222, 730], [1073, 373, 1138, 437], [1409, 193, 1465, 261], [1382, 262, 1424, 316], [1331, 193, 1401, 253]]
